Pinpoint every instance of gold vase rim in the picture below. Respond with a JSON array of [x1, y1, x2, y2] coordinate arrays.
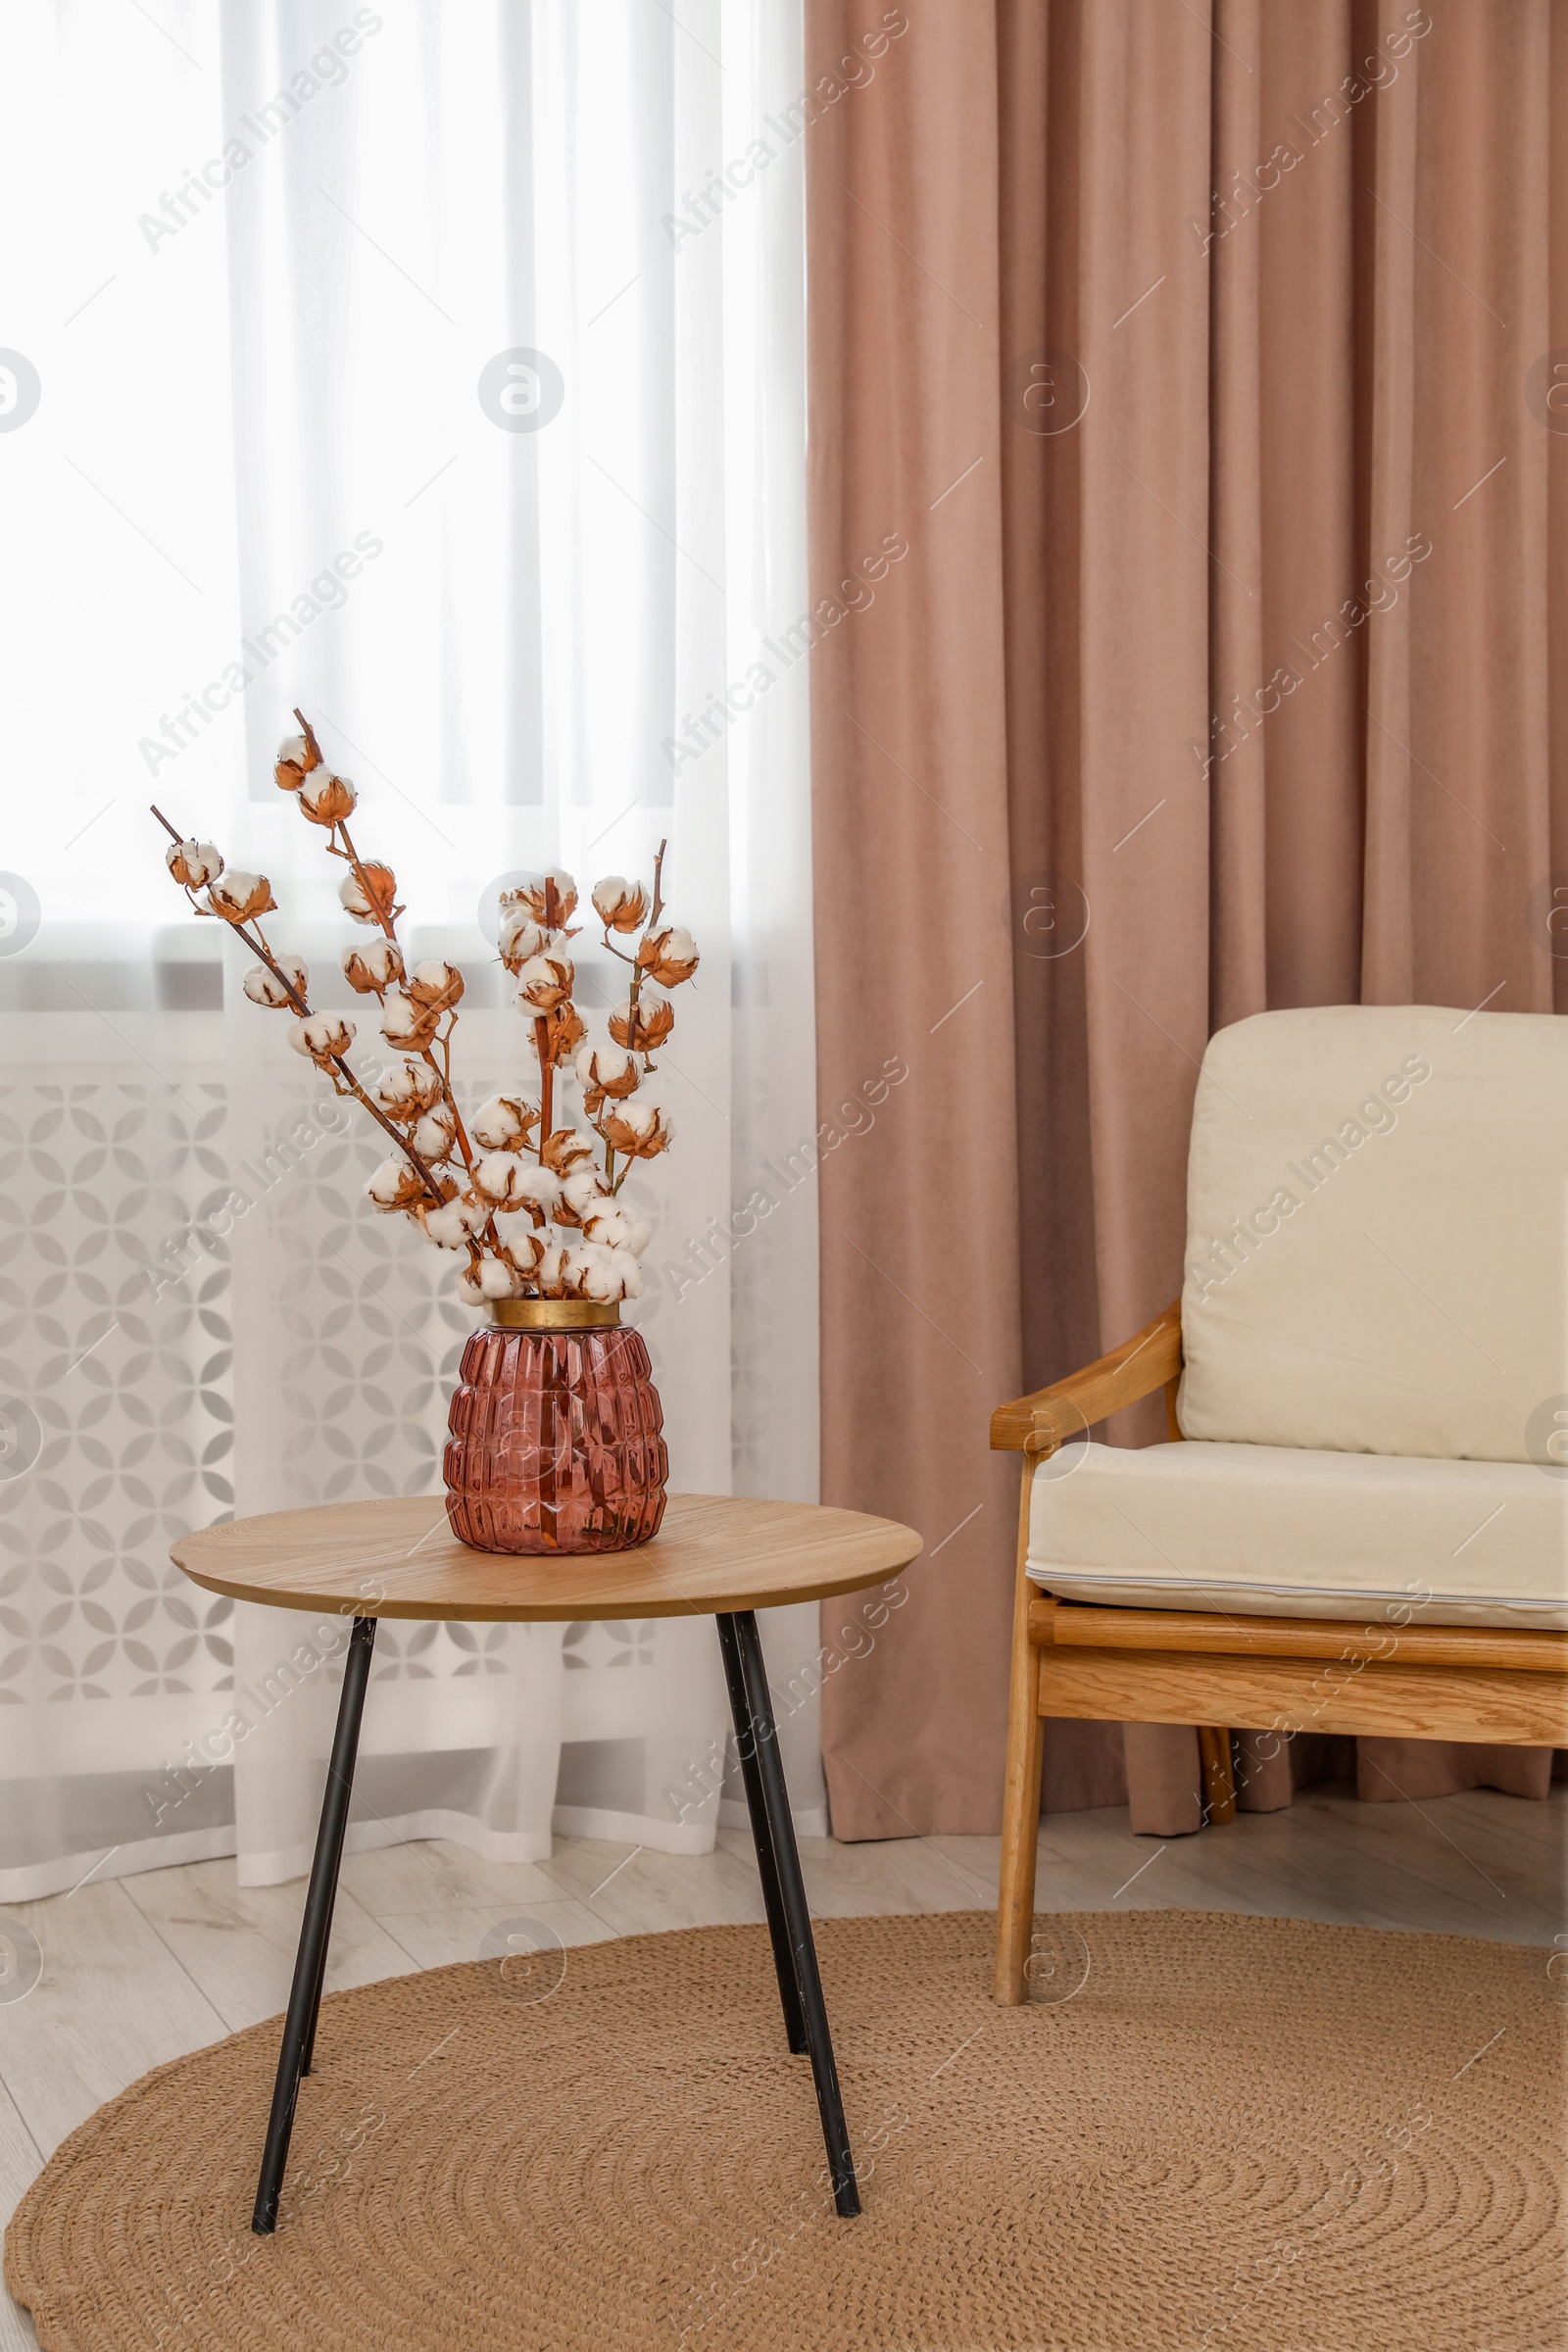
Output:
[[490, 1298, 622, 1331]]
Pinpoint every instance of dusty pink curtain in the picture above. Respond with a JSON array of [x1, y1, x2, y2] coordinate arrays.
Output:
[[807, 0, 1566, 1838]]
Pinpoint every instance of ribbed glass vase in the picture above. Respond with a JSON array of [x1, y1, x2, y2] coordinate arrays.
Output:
[[443, 1300, 667, 1555]]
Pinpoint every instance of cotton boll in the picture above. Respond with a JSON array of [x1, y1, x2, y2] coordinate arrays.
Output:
[[609, 991, 674, 1054], [274, 734, 311, 791], [472, 1093, 539, 1151], [559, 1244, 612, 1299], [507, 1226, 545, 1278], [552, 1161, 609, 1230], [514, 1162, 564, 1210], [477, 1258, 519, 1300], [411, 1103, 459, 1161], [635, 924, 700, 987], [581, 1203, 631, 1250], [498, 907, 545, 973], [515, 952, 573, 1013], [421, 1200, 485, 1250], [621, 1217, 653, 1257], [243, 954, 307, 1009], [542, 1003, 585, 1067], [339, 863, 397, 925], [379, 991, 440, 1050], [298, 769, 357, 824], [376, 1060, 443, 1121], [568, 1242, 634, 1301], [602, 1098, 672, 1158], [560, 1168, 609, 1217], [341, 937, 404, 993], [609, 1249, 644, 1298], [505, 870, 578, 926], [288, 1011, 355, 1063], [167, 839, 223, 888], [367, 1156, 424, 1212], [407, 958, 465, 1013], [208, 870, 276, 923], [472, 1152, 534, 1210], [539, 1129, 596, 1177], [575, 1043, 640, 1112], [590, 875, 649, 933]]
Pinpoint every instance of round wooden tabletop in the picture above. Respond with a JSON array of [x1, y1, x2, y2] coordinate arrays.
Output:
[[170, 1493, 923, 1623]]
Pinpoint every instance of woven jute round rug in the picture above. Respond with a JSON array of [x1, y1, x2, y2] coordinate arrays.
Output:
[[6, 1909, 1562, 2351]]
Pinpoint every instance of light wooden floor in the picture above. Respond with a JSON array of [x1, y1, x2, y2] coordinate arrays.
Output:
[[0, 1783, 1561, 2350]]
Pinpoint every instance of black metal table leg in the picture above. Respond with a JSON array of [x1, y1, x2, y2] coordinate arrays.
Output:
[[298, 1875, 338, 2079], [252, 1613, 377, 2235], [719, 1609, 859, 2218], [715, 1615, 808, 2055]]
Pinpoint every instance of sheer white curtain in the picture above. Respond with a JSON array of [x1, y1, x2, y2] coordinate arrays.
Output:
[[0, 0, 823, 1896]]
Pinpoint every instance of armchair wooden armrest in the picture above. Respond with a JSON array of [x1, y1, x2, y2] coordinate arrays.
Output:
[[989, 1299, 1183, 1453]]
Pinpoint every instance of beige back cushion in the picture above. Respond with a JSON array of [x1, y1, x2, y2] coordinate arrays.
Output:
[[1177, 1005, 1568, 1461]]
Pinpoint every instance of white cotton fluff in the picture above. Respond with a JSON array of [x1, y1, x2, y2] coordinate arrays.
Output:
[[378, 993, 432, 1045], [367, 1156, 413, 1207], [411, 1105, 458, 1160], [341, 936, 402, 988], [560, 1168, 608, 1218], [498, 908, 545, 968], [168, 839, 223, 886], [582, 1204, 631, 1251], [514, 1162, 563, 1209], [562, 1245, 618, 1300], [421, 1204, 470, 1250], [608, 1248, 644, 1298], [514, 953, 572, 1010], [289, 1011, 354, 1059], [299, 768, 356, 819], [473, 1152, 532, 1209], [243, 954, 307, 1008], [472, 1094, 535, 1150]]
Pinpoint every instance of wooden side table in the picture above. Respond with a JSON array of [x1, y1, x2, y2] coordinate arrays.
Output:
[[172, 1492, 922, 2235]]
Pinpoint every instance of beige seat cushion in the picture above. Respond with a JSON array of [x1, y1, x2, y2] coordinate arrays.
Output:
[[1176, 1004, 1568, 1461], [1025, 1440, 1568, 1630]]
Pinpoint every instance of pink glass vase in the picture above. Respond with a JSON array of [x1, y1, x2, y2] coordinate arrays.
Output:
[[443, 1301, 667, 1555]]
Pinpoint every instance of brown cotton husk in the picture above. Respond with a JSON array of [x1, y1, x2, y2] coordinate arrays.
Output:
[[544, 1004, 585, 1065], [610, 993, 674, 1054], [343, 862, 399, 925], [540, 1127, 595, 1177], [635, 927, 700, 987], [406, 959, 465, 1013]]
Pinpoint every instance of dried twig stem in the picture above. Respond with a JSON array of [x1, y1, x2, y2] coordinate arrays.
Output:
[[155, 759, 679, 1301], [149, 803, 454, 1221]]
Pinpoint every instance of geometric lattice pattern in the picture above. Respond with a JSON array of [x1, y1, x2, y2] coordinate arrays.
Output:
[[0, 1080, 235, 1707], [0, 1073, 661, 1723]]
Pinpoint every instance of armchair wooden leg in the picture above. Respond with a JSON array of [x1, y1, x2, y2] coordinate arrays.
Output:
[[996, 1461, 1046, 2005], [1198, 1725, 1236, 1825]]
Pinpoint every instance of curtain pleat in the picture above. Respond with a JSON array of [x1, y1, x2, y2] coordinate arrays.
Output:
[[806, 10, 1022, 1838]]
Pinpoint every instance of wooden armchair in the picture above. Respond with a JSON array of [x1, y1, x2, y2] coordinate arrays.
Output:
[[989, 1003, 1568, 2007]]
